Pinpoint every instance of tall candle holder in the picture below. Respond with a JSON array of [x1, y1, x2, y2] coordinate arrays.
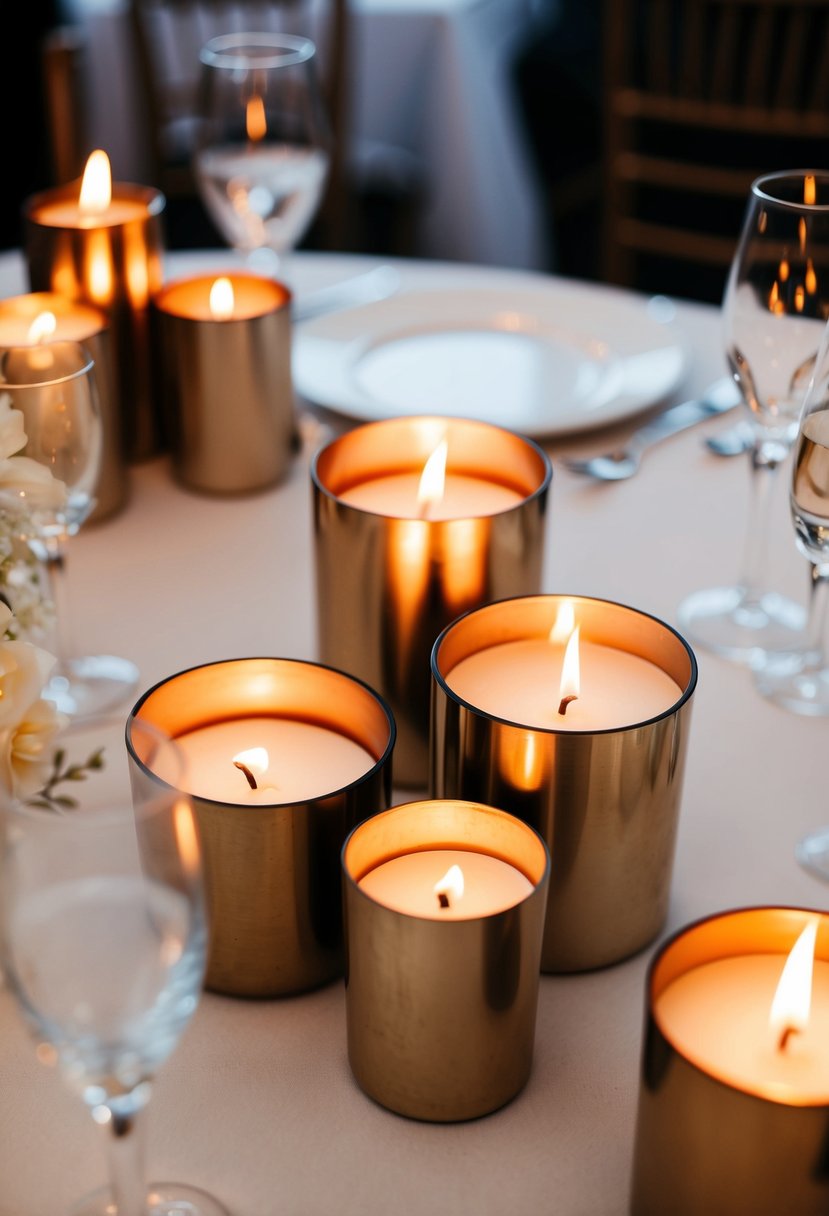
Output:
[[431, 594, 697, 971], [312, 415, 551, 789]]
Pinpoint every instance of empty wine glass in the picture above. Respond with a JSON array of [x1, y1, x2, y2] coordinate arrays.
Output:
[[193, 31, 331, 275], [0, 717, 227, 1215], [0, 342, 139, 720], [676, 170, 829, 663], [753, 311, 829, 723]]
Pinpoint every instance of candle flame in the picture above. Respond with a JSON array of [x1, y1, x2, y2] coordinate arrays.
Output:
[[806, 259, 818, 295], [233, 747, 268, 775], [417, 439, 448, 515], [209, 277, 235, 320], [79, 149, 112, 215], [27, 312, 57, 345], [805, 175, 817, 205], [246, 94, 267, 142], [778, 257, 790, 283], [558, 625, 580, 712], [434, 863, 464, 909], [549, 600, 575, 644], [770, 920, 818, 1051]]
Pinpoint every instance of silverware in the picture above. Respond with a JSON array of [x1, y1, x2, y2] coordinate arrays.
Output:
[[562, 377, 741, 481], [704, 421, 754, 457], [292, 265, 401, 323]]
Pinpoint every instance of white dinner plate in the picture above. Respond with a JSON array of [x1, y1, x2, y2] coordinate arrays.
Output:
[[292, 283, 689, 437]]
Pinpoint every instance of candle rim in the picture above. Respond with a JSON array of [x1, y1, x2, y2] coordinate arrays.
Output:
[[152, 271, 292, 321], [0, 341, 96, 390], [646, 903, 829, 1108], [126, 655, 396, 808], [24, 181, 166, 228], [432, 592, 697, 736], [0, 292, 108, 335]]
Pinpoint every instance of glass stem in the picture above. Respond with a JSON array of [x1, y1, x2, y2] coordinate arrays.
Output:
[[803, 562, 829, 667], [95, 1092, 151, 1216], [42, 535, 74, 668], [738, 438, 788, 606]]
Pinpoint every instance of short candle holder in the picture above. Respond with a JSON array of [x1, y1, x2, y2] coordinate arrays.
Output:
[[341, 799, 549, 1122], [127, 657, 395, 997], [431, 594, 697, 971], [312, 415, 551, 790], [631, 906, 829, 1216]]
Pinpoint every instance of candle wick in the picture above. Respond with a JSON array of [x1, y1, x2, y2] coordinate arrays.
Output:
[[233, 760, 258, 790], [417, 500, 432, 521], [558, 693, 578, 716], [778, 1024, 799, 1052], [437, 892, 450, 909]]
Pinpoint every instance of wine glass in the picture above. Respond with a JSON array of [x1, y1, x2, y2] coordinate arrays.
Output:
[[676, 170, 829, 663], [193, 31, 331, 275], [0, 341, 139, 720], [0, 716, 227, 1215]]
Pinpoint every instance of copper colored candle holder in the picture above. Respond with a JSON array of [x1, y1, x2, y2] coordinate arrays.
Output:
[[127, 658, 395, 998], [0, 292, 126, 522], [23, 182, 165, 462], [312, 416, 551, 790], [631, 907, 829, 1216], [151, 272, 295, 495], [431, 594, 697, 971], [342, 799, 550, 1122]]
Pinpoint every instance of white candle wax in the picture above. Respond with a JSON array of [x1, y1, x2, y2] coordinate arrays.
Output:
[[359, 848, 534, 920], [33, 197, 151, 229], [338, 473, 523, 520], [447, 638, 682, 731], [656, 955, 829, 1103], [172, 717, 375, 804]]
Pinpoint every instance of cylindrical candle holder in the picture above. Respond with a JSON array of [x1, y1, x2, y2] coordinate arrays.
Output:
[[0, 292, 126, 522], [342, 799, 550, 1122], [631, 907, 829, 1216], [23, 178, 165, 462], [312, 415, 551, 790], [151, 272, 295, 495], [127, 657, 395, 997], [431, 594, 697, 971]]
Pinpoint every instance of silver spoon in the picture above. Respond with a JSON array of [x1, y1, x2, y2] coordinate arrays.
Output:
[[704, 422, 754, 457]]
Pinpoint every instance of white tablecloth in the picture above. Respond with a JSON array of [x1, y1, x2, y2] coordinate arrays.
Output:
[[61, 0, 547, 269], [0, 248, 824, 1216]]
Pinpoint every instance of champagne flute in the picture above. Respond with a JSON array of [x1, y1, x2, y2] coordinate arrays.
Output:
[[0, 717, 227, 1215], [0, 342, 139, 720], [676, 170, 829, 663], [193, 31, 331, 275]]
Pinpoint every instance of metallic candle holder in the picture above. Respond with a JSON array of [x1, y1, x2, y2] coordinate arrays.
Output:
[[431, 594, 697, 972], [151, 272, 295, 495], [312, 416, 551, 790], [342, 799, 550, 1122], [23, 179, 165, 463], [127, 657, 395, 998], [0, 292, 126, 522], [631, 907, 829, 1216]]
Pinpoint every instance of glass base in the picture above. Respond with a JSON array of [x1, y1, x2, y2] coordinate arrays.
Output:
[[71, 1181, 229, 1216], [753, 650, 829, 716], [676, 585, 805, 665], [796, 827, 829, 882], [43, 655, 140, 721]]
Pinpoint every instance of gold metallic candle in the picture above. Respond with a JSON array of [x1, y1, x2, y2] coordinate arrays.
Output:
[[312, 416, 551, 790], [631, 907, 829, 1216], [431, 594, 697, 971], [342, 799, 549, 1122], [127, 658, 395, 997], [0, 292, 126, 522], [151, 272, 295, 494], [23, 153, 165, 463]]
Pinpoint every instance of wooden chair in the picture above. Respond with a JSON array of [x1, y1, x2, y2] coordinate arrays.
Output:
[[128, 0, 421, 253], [602, 0, 829, 301]]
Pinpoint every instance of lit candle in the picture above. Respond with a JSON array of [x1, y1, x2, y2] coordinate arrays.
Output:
[[631, 908, 829, 1216], [152, 271, 294, 494], [446, 599, 683, 731], [342, 799, 549, 1121], [23, 149, 165, 461], [313, 416, 551, 787], [432, 593, 698, 972], [127, 657, 394, 998], [169, 716, 375, 804]]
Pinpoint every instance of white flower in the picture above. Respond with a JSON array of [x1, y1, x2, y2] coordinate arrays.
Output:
[[0, 697, 67, 799], [0, 392, 67, 513], [0, 628, 56, 730], [0, 392, 28, 459]]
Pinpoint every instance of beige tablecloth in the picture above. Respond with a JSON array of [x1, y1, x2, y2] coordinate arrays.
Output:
[[0, 249, 823, 1216]]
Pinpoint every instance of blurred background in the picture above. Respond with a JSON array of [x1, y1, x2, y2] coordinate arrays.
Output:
[[7, 0, 829, 306]]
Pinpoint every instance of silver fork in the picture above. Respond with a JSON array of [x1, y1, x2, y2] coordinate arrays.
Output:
[[562, 377, 741, 481]]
